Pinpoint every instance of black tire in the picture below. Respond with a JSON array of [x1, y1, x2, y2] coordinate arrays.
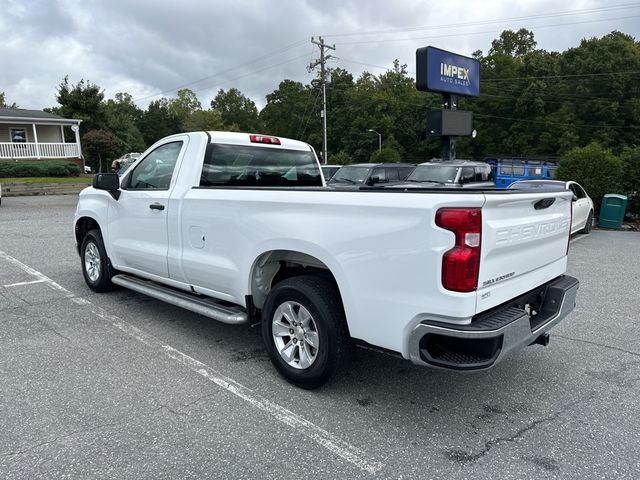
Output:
[[580, 210, 593, 234], [80, 229, 117, 292], [261, 275, 350, 389]]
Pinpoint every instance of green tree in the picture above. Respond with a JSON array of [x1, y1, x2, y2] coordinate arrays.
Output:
[[557, 142, 622, 213], [137, 98, 181, 146], [183, 109, 224, 132], [489, 28, 537, 58], [82, 129, 121, 172], [261, 80, 317, 140], [0, 91, 18, 108], [619, 147, 640, 215], [104, 92, 146, 154], [329, 151, 352, 165], [48, 76, 107, 135], [211, 88, 260, 132], [370, 147, 401, 163], [169, 88, 202, 129]]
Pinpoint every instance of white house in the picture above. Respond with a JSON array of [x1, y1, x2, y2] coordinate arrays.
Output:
[[0, 108, 83, 167]]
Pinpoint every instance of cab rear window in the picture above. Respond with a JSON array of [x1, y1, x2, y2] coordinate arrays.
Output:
[[199, 143, 322, 187]]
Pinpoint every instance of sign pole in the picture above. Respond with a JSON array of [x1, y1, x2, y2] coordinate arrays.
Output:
[[442, 93, 458, 161]]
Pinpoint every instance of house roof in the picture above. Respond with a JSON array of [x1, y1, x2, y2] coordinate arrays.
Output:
[[0, 108, 81, 124]]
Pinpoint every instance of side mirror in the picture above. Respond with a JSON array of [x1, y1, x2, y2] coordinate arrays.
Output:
[[572, 194, 578, 202], [93, 173, 120, 200]]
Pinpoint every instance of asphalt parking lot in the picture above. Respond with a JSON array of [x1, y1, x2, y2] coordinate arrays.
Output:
[[1, 195, 639, 480]]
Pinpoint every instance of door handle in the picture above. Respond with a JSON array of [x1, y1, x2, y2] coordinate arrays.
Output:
[[149, 203, 165, 211]]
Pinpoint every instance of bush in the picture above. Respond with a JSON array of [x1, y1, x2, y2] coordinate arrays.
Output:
[[0, 160, 81, 178], [557, 142, 622, 213], [370, 147, 401, 164], [619, 147, 640, 216], [329, 151, 352, 165]]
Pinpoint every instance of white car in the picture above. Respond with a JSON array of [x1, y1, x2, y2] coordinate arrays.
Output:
[[509, 180, 594, 234]]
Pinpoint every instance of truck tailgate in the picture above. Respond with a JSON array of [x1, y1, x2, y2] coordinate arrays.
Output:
[[476, 190, 573, 313]]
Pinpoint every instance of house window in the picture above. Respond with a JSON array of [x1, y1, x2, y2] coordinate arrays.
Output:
[[10, 128, 27, 143]]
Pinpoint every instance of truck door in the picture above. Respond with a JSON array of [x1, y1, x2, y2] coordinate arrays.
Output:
[[107, 138, 188, 278]]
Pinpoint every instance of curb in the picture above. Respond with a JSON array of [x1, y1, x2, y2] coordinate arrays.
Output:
[[1, 182, 90, 197]]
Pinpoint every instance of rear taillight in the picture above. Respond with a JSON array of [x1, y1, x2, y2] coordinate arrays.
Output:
[[566, 200, 573, 254], [435, 208, 482, 293], [250, 134, 281, 145]]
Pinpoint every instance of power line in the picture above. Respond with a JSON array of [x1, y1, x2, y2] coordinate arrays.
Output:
[[331, 14, 640, 46], [133, 39, 308, 102], [322, 3, 640, 37]]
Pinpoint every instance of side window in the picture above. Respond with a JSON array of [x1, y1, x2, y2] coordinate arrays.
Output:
[[500, 165, 512, 175], [459, 167, 475, 184], [572, 184, 586, 199], [386, 168, 400, 182], [371, 168, 387, 183], [528, 163, 543, 177], [127, 142, 183, 190], [399, 167, 413, 180], [474, 167, 493, 181], [486, 166, 494, 181], [512, 163, 525, 176]]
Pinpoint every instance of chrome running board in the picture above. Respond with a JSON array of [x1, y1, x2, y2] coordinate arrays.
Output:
[[111, 274, 247, 325]]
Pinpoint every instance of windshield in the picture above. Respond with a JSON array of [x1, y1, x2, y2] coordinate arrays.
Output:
[[329, 166, 371, 184], [406, 165, 459, 183]]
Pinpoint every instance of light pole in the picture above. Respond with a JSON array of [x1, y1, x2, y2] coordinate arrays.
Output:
[[367, 129, 381, 152]]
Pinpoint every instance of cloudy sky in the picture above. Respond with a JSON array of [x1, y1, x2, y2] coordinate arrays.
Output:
[[1, 0, 639, 111]]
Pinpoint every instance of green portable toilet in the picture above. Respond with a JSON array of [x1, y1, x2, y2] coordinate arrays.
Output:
[[598, 194, 627, 229]]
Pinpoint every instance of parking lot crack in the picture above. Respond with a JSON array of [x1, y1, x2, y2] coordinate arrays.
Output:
[[445, 397, 589, 464], [2, 422, 118, 457]]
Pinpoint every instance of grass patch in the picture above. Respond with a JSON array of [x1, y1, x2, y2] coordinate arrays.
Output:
[[0, 177, 92, 184]]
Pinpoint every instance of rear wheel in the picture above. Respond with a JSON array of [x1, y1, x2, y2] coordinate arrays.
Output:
[[580, 210, 593, 234], [81, 229, 117, 292], [261, 275, 350, 389]]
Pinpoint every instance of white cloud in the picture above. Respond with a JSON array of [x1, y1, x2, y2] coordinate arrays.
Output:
[[0, 0, 637, 110]]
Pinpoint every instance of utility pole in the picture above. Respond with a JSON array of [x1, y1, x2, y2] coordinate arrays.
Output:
[[308, 36, 335, 164]]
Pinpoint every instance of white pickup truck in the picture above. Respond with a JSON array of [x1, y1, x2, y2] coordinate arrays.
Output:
[[74, 131, 579, 388]]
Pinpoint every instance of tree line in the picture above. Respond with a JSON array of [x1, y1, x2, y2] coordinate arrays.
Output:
[[1, 29, 638, 180]]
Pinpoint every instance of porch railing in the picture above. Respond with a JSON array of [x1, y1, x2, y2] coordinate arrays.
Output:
[[0, 142, 80, 159]]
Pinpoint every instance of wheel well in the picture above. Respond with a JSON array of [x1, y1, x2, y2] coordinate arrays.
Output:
[[75, 217, 100, 252], [250, 250, 341, 310]]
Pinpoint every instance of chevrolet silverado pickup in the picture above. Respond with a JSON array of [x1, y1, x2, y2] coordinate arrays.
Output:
[[74, 131, 579, 388]]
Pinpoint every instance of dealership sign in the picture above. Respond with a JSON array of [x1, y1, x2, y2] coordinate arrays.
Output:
[[416, 46, 480, 97]]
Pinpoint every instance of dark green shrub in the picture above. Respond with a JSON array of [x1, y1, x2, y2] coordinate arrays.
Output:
[[329, 151, 352, 165], [0, 160, 81, 178], [619, 147, 640, 216], [557, 142, 622, 213], [370, 147, 401, 164]]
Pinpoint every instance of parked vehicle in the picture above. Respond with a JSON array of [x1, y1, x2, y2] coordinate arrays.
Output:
[[386, 160, 494, 188], [484, 155, 559, 188], [508, 180, 594, 234], [0, 183, 2, 205], [321, 165, 342, 181], [74, 131, 578, 388], [84, 165, 92, 174], [328, 163, 415, 187]]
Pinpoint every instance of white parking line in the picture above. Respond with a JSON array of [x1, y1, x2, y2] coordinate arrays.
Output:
[[3, 279, 46, 288], [0, 250, 384, 474]]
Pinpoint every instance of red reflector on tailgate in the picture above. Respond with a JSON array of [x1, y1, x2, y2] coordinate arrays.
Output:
[[250, 134, 281, 145]]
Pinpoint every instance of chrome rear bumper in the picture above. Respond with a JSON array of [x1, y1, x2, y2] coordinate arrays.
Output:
[[408, 275, 579, 370]]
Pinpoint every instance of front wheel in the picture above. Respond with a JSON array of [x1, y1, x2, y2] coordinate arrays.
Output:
[[81, 229, 117, 292], [261, 275, 350, 389]]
